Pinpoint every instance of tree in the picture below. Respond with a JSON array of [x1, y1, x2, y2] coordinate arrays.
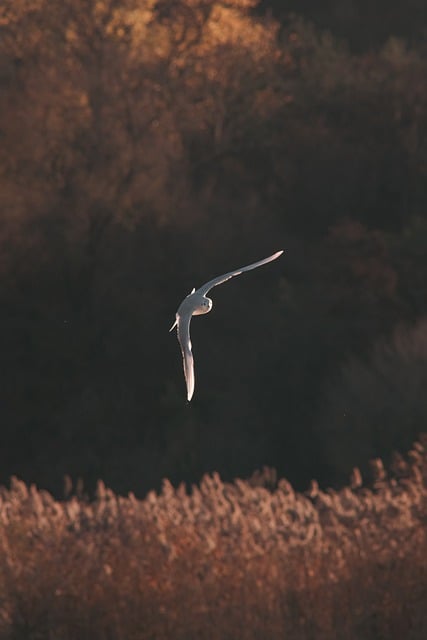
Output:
[[315, 317, 427, 484]]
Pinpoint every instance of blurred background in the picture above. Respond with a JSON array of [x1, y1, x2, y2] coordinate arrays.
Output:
[[1, 0, 426, 496]]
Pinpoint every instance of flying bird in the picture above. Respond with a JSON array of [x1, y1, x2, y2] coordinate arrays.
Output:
[[170, 250, 283, 401]]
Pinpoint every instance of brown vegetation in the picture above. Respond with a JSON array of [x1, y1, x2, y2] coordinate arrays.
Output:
[[1, 5, 426, 634], [0, 437, 426, 639]]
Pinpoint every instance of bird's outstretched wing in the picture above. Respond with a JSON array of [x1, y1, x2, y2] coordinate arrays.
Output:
[[196, 250, 283, 296], [176, 312, 195, 402]]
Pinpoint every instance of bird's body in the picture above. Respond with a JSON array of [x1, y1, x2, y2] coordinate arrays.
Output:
[[170, 250, 283, 401]]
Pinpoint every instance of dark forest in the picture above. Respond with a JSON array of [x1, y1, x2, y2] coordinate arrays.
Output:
[[1, 0, 427, 497]]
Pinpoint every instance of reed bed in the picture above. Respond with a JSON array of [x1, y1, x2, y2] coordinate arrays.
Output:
[[0, 437, 426, 640]]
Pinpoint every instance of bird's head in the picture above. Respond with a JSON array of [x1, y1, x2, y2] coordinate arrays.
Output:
[[194, 296, 212, 316]]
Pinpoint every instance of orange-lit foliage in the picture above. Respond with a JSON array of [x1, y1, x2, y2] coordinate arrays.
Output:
[[0, 438, 426, 639], [0, 0, 282, 237]]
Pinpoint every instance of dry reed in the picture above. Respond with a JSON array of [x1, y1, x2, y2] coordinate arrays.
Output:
[[0, 437, 426, 639]]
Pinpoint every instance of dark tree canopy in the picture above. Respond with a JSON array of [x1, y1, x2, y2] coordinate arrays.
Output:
[[1, 0, 427, 495]]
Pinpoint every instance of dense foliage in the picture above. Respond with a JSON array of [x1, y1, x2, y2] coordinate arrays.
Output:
[[0, 438, 426, 639], [1, 0, 427, 494]]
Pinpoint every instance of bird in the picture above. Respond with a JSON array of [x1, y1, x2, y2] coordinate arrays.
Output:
[[170, 250, 283, 401]]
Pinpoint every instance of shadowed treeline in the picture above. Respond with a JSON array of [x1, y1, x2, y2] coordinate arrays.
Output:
[[258, 0, 427, 51], [0, 438, 426, 639], [1, 0, 427, 495]]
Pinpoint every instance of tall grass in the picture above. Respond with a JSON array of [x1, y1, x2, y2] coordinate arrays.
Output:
[[0, 437, 426, 639]]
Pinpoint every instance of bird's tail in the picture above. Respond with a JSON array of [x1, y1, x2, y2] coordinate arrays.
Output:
[[169, 318, 178, 332]]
